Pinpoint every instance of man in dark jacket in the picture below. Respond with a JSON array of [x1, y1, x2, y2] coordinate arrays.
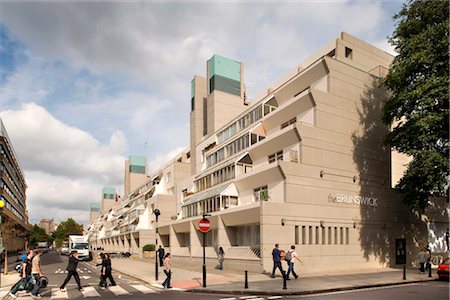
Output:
[[60, 250, 83, 292], [157, 246, 165, 267], [271, 243, 284, 278]]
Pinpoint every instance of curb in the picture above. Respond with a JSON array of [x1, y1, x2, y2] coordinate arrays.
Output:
[[187, 278, 440, 296]]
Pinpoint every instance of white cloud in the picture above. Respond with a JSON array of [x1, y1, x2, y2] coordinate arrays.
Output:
[[1, 103, 127, 223]]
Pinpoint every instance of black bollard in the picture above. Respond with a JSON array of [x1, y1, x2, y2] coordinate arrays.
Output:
[[244, 270, 248, 289], [428, 263, 432, 278], [403, 265, 406, 280], [282, 271, 287, 290]]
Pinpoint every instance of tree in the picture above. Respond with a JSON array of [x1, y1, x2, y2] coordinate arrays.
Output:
[[382, 0, 449, 211], [29, 225, 49, 248], [52, 218, 83, 248]]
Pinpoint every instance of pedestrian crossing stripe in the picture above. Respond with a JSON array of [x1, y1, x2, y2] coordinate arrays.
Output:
[[130, 285, 157, 294], [81, 286, 100, 298], [51, 288, 69, 299], [108, 285, 130, 295]]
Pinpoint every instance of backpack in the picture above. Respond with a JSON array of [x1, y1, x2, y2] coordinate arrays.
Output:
[[285, 250, 292, 261]]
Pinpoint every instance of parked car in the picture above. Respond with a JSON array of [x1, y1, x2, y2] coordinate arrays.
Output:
[[437, 257, 449, 280], [60, 246, 69, 256]]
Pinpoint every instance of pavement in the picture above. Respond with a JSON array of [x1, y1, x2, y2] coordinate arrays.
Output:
[[103, 256, 440, 296]]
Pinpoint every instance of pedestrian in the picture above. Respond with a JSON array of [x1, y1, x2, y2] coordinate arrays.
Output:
[[425, 245, 432, 271], [9, 249, 34, 299], [162, 253, 172, 289], [271, 243, 284, 278], [31, 250, 44, 298], [60, 250, 83, 292], [157, 245, 165, 267], [417, 247, 426, 273], [217, 247, 225, 270], [97, 253, 107, 288], [285, 245, 302, 280], [103, 253, 116, 287], [446, 229, 449, 252]]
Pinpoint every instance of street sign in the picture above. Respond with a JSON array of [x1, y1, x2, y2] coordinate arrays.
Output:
[[198, 218, 211, 233]]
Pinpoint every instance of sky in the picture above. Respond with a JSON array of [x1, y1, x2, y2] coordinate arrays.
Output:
[[0, 0, 404, 225]]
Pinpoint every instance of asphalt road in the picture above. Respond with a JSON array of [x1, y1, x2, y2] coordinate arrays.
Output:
[[289, 280, 449, 300], [4, 252, 447, 300]]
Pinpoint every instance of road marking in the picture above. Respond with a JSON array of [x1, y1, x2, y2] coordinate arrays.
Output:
[[51, 288, 69, 299], [268, 297, 283, 300], [81, 276, 91, 280], [240, 297, 258, 299], [219, 297, 237, 300], [297, 283, 421, 297], [81, 286, 101, 298], [131, 285, 158, 294], [108, 285, 130, 295]]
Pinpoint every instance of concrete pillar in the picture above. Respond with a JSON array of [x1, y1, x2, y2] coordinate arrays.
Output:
[[190, 221, 201, 257], [217, 216, 231, 251], [169, 225, 180, 255]]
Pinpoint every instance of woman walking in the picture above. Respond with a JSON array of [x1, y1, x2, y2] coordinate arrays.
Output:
[[217, 247, 225, 270], [162, 253, 172, 289]]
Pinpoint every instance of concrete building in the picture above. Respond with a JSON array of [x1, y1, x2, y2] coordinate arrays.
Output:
[[87, 151, 191, 253], [0, 117, 31, 252], [88, 32, 447, 272], [37, 218, 57, 235]]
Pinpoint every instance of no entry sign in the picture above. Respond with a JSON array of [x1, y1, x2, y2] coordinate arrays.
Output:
[[198, 218, 211, 233]]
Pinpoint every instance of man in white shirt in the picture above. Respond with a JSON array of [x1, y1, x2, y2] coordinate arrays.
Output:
[[285, 245, 301, 280], [31, 250, 44, 298]]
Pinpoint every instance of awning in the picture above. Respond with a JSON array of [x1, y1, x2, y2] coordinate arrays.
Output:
[[182, 183, 238, 206]]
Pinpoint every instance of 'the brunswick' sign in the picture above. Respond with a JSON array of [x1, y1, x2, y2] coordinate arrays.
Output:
[[328, 193, 378, 207]]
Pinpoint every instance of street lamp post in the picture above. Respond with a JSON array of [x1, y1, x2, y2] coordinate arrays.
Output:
[[200, 214, 211, 288], [153, 208, 160, 282]]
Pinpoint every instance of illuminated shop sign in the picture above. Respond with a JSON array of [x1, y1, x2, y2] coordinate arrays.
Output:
[[328, 193, 378, 207]]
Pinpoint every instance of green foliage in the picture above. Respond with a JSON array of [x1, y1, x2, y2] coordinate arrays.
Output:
[[383, 0, 449, 211], [142, 244, 155, 252], [51, 218, 83, 245], [29, 225, 48, 248]]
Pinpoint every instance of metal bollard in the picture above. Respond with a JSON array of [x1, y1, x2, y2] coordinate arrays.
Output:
[[403, 265, 406, 280], [244, 270, 248, 289], [428, 263, 432, 278], [282, 271, 287, 290]]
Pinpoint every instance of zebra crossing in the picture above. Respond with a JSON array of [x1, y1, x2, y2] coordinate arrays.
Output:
[[0, 283, 158, 299]]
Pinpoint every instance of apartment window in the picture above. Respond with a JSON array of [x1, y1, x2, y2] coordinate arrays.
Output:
[[254, 186, 268, 201], [191, 97, 195, 111], [268, 151, 283, 164], [166, 172, 171, 183], [345, 47, 353, 59]]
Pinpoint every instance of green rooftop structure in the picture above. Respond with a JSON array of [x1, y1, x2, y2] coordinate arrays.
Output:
[[90, 202, 100, 212], [207, 55, 241, 96], [102, 187, 115, 199], [129, 155, 146, 174]]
